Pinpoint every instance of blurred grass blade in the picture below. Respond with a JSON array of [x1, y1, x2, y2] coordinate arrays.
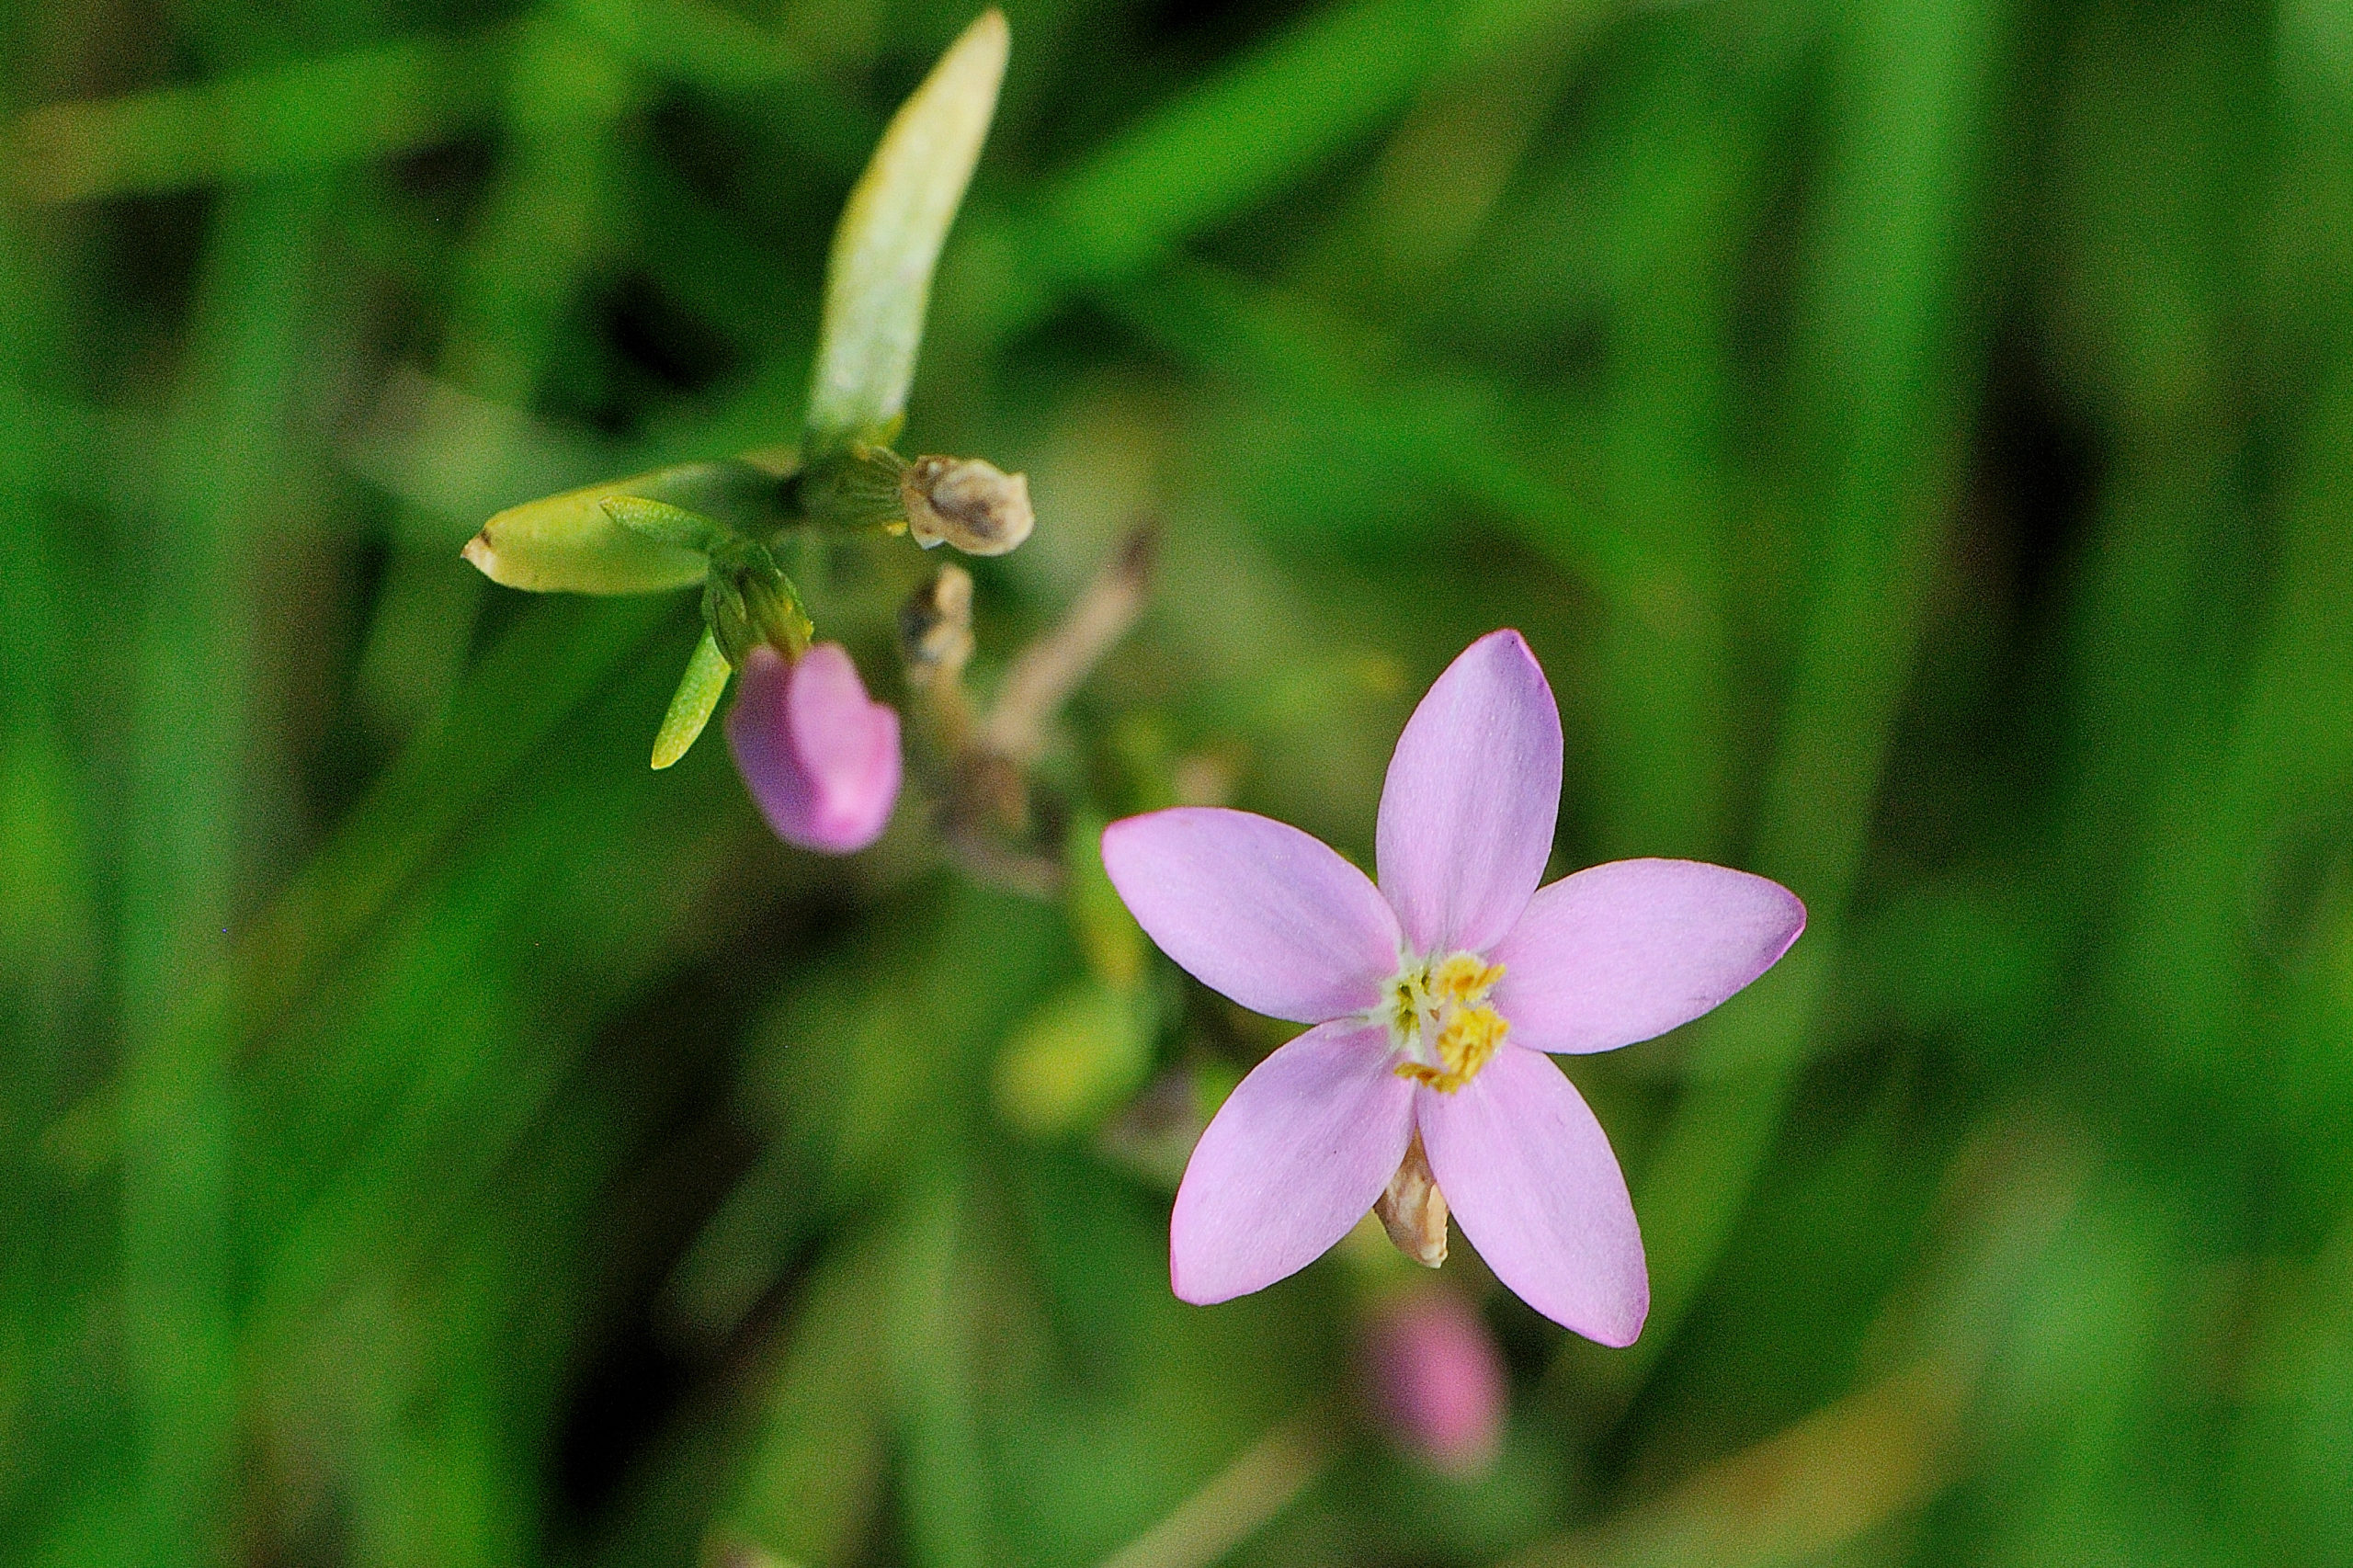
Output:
[[1103, 259, 1662, 618], [1507, 1366, 1961, 1568], [192, 594, 677, 1062], [118, 172, 339, 1567], [2109, 361, 2353, 1071], [652, 628, 731, 768], [803, 9, 1007, 455], [892, 1178, 991, 1568], [1029, 0, 1457, 291], [722, 1227, 897, 1563], [6, 30, 507, 203], [1518, 1115, 2089, 1568], [991, 0, 1609, 333], [563, 0, 827, 95], [1095, 1419, 1324, 1568], [1604, 0, 2004, 1387]]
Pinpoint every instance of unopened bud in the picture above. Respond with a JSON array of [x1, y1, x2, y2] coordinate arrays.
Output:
[[465, 486, 706, 595], [1374, 1131, 1449, 1267], [1361, 1289, 1506, 1477], [725, 644, 901, 854], [899, 455, 1034, 555], [462, 458, 790, 595]]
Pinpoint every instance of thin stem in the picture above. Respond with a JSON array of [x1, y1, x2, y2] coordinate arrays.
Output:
[[978, 525, 1155, 766], [1094, 1417, 1327, 1568]]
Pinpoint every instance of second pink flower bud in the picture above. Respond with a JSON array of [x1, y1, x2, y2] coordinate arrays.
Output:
[[725, 643, 901, 854], [1361, 1288, 1508, 1478]]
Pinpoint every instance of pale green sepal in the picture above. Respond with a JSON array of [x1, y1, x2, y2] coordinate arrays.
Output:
[[652, 628, 733, 770], [792, 442, 910, 532], [702, 539, 814, 665], [738, 566, 813, 658], [802, 10, 1007, 456], [707, 575, 756, 665], [464, 456, 797, 595], [604, 495, 725, 553]]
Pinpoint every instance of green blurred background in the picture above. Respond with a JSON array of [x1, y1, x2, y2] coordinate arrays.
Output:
[[8, 0, 2353, 1562]]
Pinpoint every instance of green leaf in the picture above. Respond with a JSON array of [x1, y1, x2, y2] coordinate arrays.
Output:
[[6, 31, 508, 205], [802, 10, 1007, 456], [651, 628, 732, 770], [1033, 0, 1453, 287]]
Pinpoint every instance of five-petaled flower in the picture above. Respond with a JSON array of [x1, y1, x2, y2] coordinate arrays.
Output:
[[1100, 630, 1803, 1345]]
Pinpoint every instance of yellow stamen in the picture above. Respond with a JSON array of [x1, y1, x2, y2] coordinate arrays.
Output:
[[1387, 952, 1509, 1093], [1396, 1004, 1508, 1093], [1432, 952, 1504, 1005]]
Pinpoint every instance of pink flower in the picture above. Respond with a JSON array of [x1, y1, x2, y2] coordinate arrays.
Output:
[[1362, 1289, 1508, 1477], [1099, 631, 1803, 1344], [726, 643, 902, 854]]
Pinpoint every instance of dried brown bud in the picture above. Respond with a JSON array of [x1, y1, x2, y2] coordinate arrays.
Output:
[[899, 455, 1034, 555], [1374, 1131, 1449, 1267], [898, 564, 976, 687]]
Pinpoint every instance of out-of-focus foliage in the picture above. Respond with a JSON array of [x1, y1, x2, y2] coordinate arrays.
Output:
[[5, 0, 2352, 1564]]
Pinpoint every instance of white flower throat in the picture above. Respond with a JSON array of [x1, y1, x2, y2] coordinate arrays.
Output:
[[1378, 951, 1509, 1093]]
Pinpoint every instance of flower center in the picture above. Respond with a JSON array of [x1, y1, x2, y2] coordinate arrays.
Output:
[[1380, 951, 1508, 1094]]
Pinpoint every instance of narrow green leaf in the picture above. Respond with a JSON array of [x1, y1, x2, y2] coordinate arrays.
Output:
[[1034, 0, 1453, 286], [5, 31, 508, 204], [802, 9, 1007, 455], [119, 172, 339, 1568], [651, 627, 732, 769]]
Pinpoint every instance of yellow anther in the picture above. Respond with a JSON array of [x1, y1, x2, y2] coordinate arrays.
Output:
[[1397, 1004, 1508, 1093], [1432, 953, 1504, 1004], [1387, 951, 1508, 1093]]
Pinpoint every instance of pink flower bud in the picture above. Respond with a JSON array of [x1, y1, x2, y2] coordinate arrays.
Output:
[[1361, 1289, 1506, 1477], [725, 643, 901, 853]]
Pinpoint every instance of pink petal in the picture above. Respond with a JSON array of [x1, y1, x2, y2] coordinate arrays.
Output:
[[1490, 859, 1804, 1053], [1170, 1020, 1415, 1304], [1376, 631, 1563, 957], [1102, 809, 1403, 1022], [726, 643, 902, 854], [1417, 1045, 1646, 1345]]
